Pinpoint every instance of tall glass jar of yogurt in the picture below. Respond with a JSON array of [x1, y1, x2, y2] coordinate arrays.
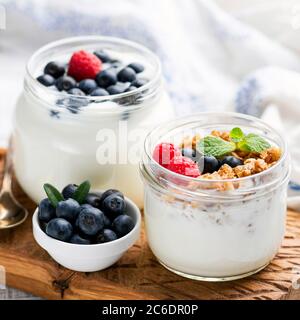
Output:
[[13, 36, 174, 207], [140, 112, 290, 281]]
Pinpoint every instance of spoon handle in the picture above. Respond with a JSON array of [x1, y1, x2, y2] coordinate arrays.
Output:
[[1, 138, 13, 193]]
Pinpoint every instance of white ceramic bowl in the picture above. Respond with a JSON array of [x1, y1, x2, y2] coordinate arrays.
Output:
[[32, 195, 141, 272]]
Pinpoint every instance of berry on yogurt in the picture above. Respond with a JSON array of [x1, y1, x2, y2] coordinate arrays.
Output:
[[220, 156, 243, 168], [153, 143, 180, 167], [44, 61, 66, 79], [93, 50, 112, 63], [37, 74, 55, 87], [167, 156, 200, 178], [55, 75, 77, 91], [68, 50, 102, 81], [78, 79, 98, 94], [117, 67, 137, 83], [128, 62, 145, 74], [36, 49, 148, 102], [90, 88, 109, 96], [96, 69, 117, 88]]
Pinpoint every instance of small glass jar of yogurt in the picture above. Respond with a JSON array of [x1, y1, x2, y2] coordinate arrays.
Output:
[[140, 112, 290, 281], [13, 36, 174, 207]]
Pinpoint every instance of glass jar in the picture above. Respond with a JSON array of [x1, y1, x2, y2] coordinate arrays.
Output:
[[140, 112, 290, 281], [13, 36, 174, 207]]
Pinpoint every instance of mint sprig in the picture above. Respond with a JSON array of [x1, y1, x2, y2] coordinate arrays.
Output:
[[43, 183, 64, 207], [73, 180, 91, 204], [197, 128, 271, 157], [237, 133, 271, 153], [229, 127, 244, 143], [197, 136, 236, 157]]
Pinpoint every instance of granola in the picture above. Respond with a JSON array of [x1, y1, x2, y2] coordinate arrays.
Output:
[[154, 127, 282, 187], [183, 130, 281, 181]]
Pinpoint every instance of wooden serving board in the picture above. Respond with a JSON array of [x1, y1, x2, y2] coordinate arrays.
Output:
[[0, 150, 300, 300]]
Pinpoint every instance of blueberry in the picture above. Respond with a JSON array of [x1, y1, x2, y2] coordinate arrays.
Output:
[[110, 60, 122, 68], [90, 88, 109, 96], [80, 204, 93, 212], [78, 79, 98, 94], [38, 198, 56, 222], [96, 229, 117, 243], [93, 50, 111, 63], [112, 215, 134, 237], [77, 207, 105, 236], [85, 193, 102, 209], [127, 63, 144, 74], [106, 84, 127, 95], [100, 189, 124, 203], [117, 67, 136, 83], [220, 156, 243, 168], [62, 184, 78, 199], [55, 76, 77, 91], [181, 148, 202, 162], [70, 234, 91, 245], [96, 69, 117, 88], [199, 155, 220, 174], [56, 198, 81, 223], [125, 86, 137, 92], [46, 218, 73, 242], [101, 194, 126, 218], [39, 221, 48, 232], [37, 74, 55, 87], [68, 88, 85, 96], [103, 214, 112, 228], [44, 61, 65, 78], [131, 78, 148, 88]]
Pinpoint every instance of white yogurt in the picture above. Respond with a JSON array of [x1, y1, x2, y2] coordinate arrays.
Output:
[[144, 184, 287, 279], [13, 36, 174, 207]]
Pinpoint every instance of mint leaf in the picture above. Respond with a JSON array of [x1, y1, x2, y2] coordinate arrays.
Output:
[[230, 127, 244, 143], [237, 133, 271, 153], [44, 183, 64, 207], [73, 180, 91, 204], [197, 136, 236, 157]]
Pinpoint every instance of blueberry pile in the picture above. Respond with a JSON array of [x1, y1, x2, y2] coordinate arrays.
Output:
[[37, 50, 148, 97], [181, 148, 243, 174], [38, 181, 135, 245]]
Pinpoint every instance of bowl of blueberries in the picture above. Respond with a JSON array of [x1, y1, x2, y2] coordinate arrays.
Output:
[[32, 181, 141, 272]]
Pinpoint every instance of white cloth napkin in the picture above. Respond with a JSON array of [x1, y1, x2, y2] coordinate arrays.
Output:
[[2, 0, 300, 208]]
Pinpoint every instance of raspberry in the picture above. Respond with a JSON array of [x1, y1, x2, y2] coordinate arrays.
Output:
[[168, 156, 200, 177], [68, 50, 102, 81], [153, 143, 180, 167]]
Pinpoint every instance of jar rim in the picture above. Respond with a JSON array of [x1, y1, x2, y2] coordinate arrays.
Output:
[[141, 112, 289, 199], [25, 35, 162, 115]]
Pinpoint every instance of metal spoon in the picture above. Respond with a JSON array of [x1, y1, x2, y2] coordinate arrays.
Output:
[[0, 142, 28, 229]]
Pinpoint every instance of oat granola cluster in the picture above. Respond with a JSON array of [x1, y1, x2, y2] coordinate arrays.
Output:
[[182, 130, 281, 180], [203, 147, 280, 179]]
